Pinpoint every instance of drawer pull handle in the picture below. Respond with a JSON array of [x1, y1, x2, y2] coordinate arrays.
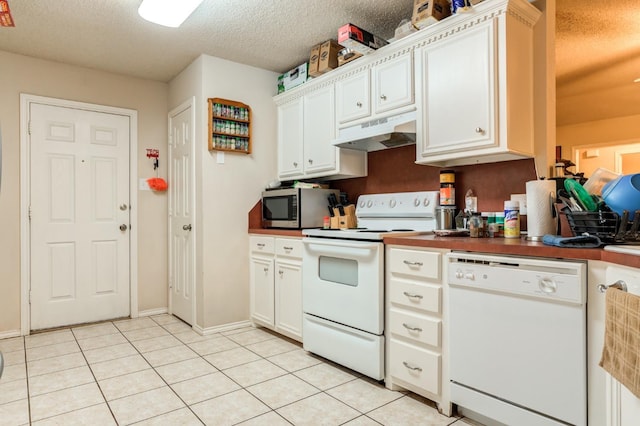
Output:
[[402, 323, 422, 332], [403, 361, 422, 372], [403, 260, 423, 267], [403, 291, 423, 299], [257, 243, 265, 248], [283, 246, 293, 251]]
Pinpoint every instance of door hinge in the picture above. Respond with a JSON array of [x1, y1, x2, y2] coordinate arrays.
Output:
[[28, 206, 32, 221]]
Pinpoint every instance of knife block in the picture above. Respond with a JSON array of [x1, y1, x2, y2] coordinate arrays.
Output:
[[331, 205, 357, 229]]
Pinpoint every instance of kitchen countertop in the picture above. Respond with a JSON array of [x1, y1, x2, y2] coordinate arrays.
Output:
[[249, 228, 640, 268], [384, 234, 640, 268]]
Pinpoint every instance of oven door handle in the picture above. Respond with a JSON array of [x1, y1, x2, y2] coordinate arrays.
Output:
[[303, 238, 380, 259]]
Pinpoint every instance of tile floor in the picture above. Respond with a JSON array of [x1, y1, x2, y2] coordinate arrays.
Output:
[[0, 315, 477, 425]]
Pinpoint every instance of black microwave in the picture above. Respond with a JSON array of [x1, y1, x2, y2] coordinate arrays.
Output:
[[262, 187, 339, 229]]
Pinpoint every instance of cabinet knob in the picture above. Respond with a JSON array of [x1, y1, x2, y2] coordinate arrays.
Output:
[[279, 270, 284, 277], [308, 159, 313, 164], [380, 94, 387, 101], [356, 102, 362, 108], [293, 162, 298, 167], [263, 267, 269, 273], [475, 127, 485, 134]]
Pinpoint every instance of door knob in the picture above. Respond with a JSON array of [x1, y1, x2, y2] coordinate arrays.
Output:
[[119, 224, 128, 231], [119, 204, 128, 211], [183, 224, 192, 231]]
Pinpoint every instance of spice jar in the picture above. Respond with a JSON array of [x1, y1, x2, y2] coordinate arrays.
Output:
[[439, 170, 455, 206], [469, 212, 483, 238]]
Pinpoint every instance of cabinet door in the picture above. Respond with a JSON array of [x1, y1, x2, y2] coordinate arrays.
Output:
[[277, 98, 304, 179], [336, 71, 371, 125], [374, 52, 414, 114], [303, 86, 337, 175], [250, 255, 274, 327], [604, 264, 640, 425], [417, 21, 496, 158], [275, 259, 302, 341]]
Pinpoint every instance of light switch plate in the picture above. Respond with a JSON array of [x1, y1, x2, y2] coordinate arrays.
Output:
[[217, 151, 225, 164], [139, 178, 151, 191]]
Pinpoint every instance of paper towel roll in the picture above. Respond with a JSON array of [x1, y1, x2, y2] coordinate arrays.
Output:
[[526, 179, 557, 239]]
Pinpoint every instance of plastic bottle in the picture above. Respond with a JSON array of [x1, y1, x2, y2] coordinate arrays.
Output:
[[495, 211, 505, 237], [486, 212, 496, 237], [323, 216, 330, 229], [504, 200, 520, 239], [465, 189, 477, 213]]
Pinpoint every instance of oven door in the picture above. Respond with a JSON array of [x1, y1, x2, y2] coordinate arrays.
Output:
[[302, 237, 383, 334]]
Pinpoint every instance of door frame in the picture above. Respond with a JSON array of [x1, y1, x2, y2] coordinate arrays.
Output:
[[19, 94, 139, 335], [167, 97, 197, 325]]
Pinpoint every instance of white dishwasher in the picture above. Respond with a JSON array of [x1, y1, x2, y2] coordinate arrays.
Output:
[[447, 252, 587, 426]]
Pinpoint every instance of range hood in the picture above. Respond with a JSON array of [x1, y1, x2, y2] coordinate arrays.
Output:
[[332, 110, 416, 152]]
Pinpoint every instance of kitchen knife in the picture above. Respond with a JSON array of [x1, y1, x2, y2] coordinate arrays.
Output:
[[329, 193, 339, 208], [340, 193, 349, 206], [328, 206, 335, 217], [337, 205, 345, 216]]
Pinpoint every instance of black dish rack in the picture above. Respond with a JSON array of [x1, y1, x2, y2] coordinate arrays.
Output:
[[567, 210, 640, 243]]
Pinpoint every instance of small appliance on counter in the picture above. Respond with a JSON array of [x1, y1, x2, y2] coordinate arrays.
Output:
[[261, 187, 339, 229]]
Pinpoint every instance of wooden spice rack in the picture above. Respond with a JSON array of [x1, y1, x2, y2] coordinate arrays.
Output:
[[208, 98, 252, 154]]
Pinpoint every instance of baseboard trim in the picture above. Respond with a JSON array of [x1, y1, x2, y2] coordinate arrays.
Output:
[[193, 320, 253, 336], [0, 330, 22, 339], [138, 307, 168, 318]]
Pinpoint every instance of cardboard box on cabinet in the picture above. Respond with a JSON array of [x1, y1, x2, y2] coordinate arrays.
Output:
[[317, 39, 343, 74], [337, 23, 388, 55], [412, 0, 451, 29], [308, 43, 322, 77], [277, 62, 309, 94]]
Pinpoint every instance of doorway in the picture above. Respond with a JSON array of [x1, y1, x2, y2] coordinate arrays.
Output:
[[20, 94, 138, 333]]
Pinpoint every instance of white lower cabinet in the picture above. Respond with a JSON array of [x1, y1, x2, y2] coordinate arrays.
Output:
[[249, 236, 302, 342], [385, 246, 451, 416]]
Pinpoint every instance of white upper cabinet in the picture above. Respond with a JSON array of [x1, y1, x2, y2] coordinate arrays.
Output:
[[277, 97, 304, 179], [336, 71, 371, 125], [336, 52, 414, 127], [373, 53, 414, 115], [414, 0, 540, 166], [274, 0, 541, 176], [303, 86, 337, 175], [418, 22, 495, 156]]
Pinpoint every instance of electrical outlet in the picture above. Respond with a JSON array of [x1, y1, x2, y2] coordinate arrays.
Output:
[[139, 178, 151, 191], [510, 194, 527, 215]]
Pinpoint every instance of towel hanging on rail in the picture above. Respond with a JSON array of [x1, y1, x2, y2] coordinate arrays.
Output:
[[599, 286, 640, 399]]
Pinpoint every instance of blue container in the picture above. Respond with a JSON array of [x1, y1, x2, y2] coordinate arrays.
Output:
[[451, 0, 468, 13], [602, 174, 640, 220]]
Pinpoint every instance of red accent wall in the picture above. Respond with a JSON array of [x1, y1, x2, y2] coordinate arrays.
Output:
[[330, 145, 538, 213]]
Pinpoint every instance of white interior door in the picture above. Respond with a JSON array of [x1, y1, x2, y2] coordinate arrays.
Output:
[[29, 103, 130, 330], [168, 100, 195, 325]]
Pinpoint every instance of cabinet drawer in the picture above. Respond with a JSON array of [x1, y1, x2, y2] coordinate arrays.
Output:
[[389, 308, 441, 348], [275, 238, 302, 258], [388, 279, 441, 314], [389, 339, 440, 395], [250, 236, 274, 254], [388, 248, 440, 280]]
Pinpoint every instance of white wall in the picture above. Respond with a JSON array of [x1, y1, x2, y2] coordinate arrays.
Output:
[[0, 50, 169, 334], [169, 54, 278, 330]]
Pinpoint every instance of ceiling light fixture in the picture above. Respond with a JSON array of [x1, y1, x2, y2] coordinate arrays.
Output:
[[138, 0, 204, 28]]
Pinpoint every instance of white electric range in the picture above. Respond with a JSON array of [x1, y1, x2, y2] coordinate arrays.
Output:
[[301, 191, 439, 380]]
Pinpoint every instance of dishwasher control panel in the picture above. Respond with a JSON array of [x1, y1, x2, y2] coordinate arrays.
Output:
[[446, 252, 586, 304]]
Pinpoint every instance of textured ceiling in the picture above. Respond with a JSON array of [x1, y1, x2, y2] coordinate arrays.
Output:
[[2, 1, 636, 127], [0, 0, 414, 82], [556, 0, 640, 126]]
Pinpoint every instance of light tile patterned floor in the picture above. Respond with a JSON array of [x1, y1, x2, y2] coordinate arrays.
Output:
[[0, 315, 478, 425]]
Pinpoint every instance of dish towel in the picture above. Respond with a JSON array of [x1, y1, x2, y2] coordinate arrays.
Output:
[[599, 287, 640, 399], [541, 234, 602, 248]]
